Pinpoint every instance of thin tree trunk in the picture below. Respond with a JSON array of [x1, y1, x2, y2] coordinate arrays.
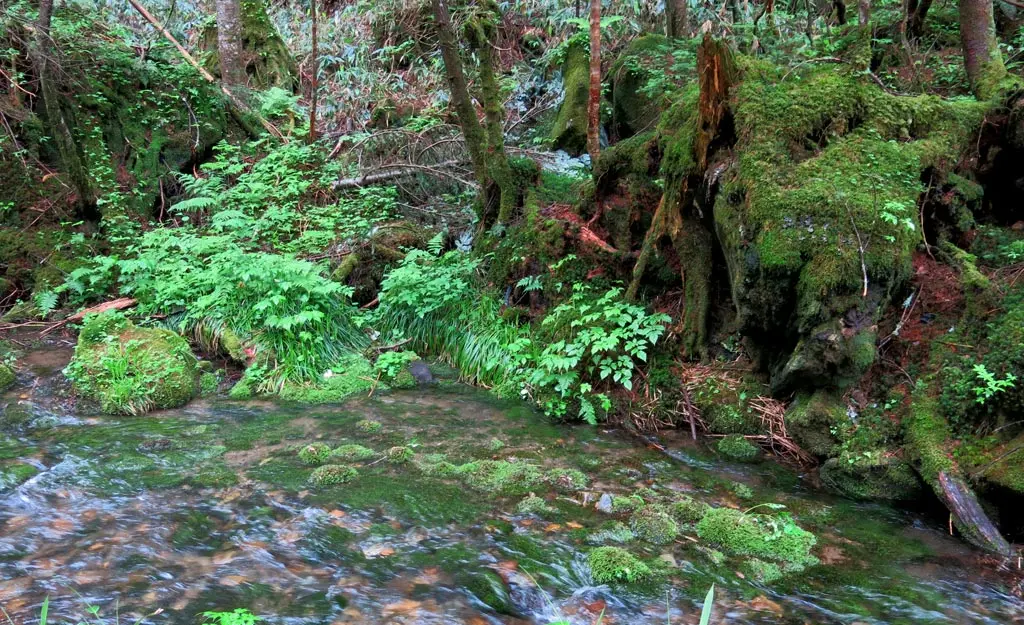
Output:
[[906, 0, 931, 38], [959, 0, 1007, 100], [587, 0, 601, 164], [33, 0, 95, 217], [666, 0, 688, 37], [125, 0, 284, 140], [216, 0, 245, 88], [833, 0, 847, 24], [858, 0, 870, 24], [308, 0, 318, 143], [430, 0, 493, 215]]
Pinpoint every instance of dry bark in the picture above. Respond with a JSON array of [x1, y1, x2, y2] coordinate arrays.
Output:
[[215, 0, 245, 88]]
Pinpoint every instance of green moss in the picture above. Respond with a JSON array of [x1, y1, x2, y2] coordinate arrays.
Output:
[[199, 372, 219, 396], [669, 496, 708, 524], [457, 459, 545, 496], [741, 558, 783, 584], [460, 569, 513, 615], [330, 444, 376, 462], [716, 434, 761, 462], [904, 386, 954, 486], [550, 38, 590, 155], [587, 547, 652, 584], [785, 390, 848, 457], [298, 443, 333, 466], [279, 354, 377, 403], [629, 505, 679, 545], [356, 419, 382, 433], [0, 462, 38, 491], [696, 507, 818, 567], [819, 451, 922, 501], [0, 363, 13, 392], [65, 311, 199, 414], [228, 377, 254, 399], [309, 464, 359, 487], [516, 493, 555, 515], [386, 446, 414, 464], [729, 481, 754, 499], [610, 494, 644, 513], [546, 467, 588, 492]]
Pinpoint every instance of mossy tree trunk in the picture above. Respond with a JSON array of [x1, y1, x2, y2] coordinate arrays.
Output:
[[430, 0, 516, 229], [858, 0, 870, 25], [216, 0, 245, 88], [666, 0, 688, 37], [32, 0, 95, 219], [587, 0, 602, 163], [959, 0, 1007, 100]]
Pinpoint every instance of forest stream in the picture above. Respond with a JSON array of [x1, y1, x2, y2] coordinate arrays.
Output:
[[2, 339, 1022, 625]]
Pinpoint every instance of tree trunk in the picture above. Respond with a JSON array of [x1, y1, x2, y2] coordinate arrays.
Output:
[[906, 0, 932, 39], [666, 0, 688, 37], [833, 0, 847, 24], [216, 0, 245, 88], [308, 0, 318, 143], [32, 0, 95, 218], [960, 0, 1006, 100], [858, 0, 870, 25], [587, 0, 601, 164]]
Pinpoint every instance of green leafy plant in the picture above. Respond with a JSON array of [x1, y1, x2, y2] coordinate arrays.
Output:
[[202, 608, 260, 625], [373, 350, 418, 379], [972, 364, 1017, 405]]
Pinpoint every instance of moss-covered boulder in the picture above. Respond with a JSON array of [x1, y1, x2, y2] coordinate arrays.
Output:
[[65, 311, 199, 414], [785, 390, 850, 458], [716, 434, 761, 462], [587, 546, 653, 584], [550, 38, 590, 156], [0, 363, 13, 392], [819, 451, 924, 501], [609, 35, 692, 139], [696, 507, 818, 568]]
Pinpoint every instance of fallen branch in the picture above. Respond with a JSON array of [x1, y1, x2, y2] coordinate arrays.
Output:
[[124, 0, 285, 142], [39, 297, 138, 337], [333, 159, 476, 190]]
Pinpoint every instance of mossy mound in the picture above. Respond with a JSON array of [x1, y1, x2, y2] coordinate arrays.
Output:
[[516, 494, 555, 515], [716, 434, 761, 462], [587, 546, 652, 584], [65, 311, 199, 415], [696, 507, 818, 568], [279, 353, 377, 403], [457, 459, 545, 496], [629, 505, 679, 545], [330, 444, 377, 462], [692, 378, 761, 435], [0, 462, 38, 491], [669, 496, 708, 524], [386, 446, 414, 464], [309, 464, 358, 487], [298, 443, 332, 466], [819, 451, 923, 501], [785, 390, 849, 457], [550, 38, 590, 156]]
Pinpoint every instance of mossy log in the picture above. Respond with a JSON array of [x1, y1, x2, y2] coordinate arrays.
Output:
[[906, 388, 1012, 556]]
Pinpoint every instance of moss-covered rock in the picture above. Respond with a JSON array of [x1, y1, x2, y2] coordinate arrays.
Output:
[[516, 493, 555, 515], [785, 390, 849, 457], [298, 442, 332, 466], [0, 363, 14, 392], [545, 467, 588, 492], [65, 311, 199, 414], [458, 459, 545, 496], [587, 546, 652, 584], [356, 419, 382, 433], [0, 462, 38, 491], [330, 444, 376, 462], [309, 464, 358, 487], [696, 507, 818, 568], [669, 496, 709, 524], [609, 35, 693, 139], [819, 451, 923, 501], [629, 505, 679, 545], [386, 445, 414, 464], [550, 38, 590, 156], [460, 569, 513, 615], [716, 434, 761, 462], [279, 353, 377, 403]]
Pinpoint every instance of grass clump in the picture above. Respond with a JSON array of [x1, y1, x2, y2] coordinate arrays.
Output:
[[297, 443, 332, 466], [587, 546, 652, 584], [309, 464, 358, 487]]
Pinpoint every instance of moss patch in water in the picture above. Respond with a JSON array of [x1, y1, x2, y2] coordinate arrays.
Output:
[[309, 464, 358, 486], [356, 419, 382, 433], [0, 363, 14, 391], [328, 473, 488, 525], [298, 442, 332, 466], [716, 434, 761, 462], [610, 494, 644, 513], [545, 467, 588, 492], [516, 493, 555, 515], [279, 354, 378, 403], [587, 546, 652, 584], [696, 507, 818, 568], [460, 569, 514, 615], [0, 462, 38, 490], [741, 558, 783, 584], [457, 459, 546, 496], [670, 496, 709, 524], [630, 505, 679, 545]]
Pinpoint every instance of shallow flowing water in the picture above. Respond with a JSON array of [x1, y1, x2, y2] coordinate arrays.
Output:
[[1, 341, 1023, 625]]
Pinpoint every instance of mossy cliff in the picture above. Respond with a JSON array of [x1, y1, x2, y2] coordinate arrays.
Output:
[[65, 311, 200, 414]]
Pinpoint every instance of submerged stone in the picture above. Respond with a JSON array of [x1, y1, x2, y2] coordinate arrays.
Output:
[[587, 546, 652, 584]]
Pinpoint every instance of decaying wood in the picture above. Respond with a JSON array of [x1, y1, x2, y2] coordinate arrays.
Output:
[[38, 297, 138, 337], [125, 0, 285, 141], [938, 470, 1013, 556]]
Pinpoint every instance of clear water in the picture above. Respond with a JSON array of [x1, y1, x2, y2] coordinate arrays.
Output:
[[1, 341, 1022, 625]]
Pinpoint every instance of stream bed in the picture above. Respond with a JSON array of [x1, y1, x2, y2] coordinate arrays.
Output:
[[1, 341, 1023, 625]]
